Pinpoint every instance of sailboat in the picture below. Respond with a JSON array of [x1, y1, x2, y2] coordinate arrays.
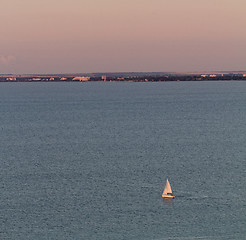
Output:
[[162, 178, 175, 199]]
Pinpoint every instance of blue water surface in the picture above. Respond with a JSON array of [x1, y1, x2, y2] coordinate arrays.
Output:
[[0, 81, 245, 239]]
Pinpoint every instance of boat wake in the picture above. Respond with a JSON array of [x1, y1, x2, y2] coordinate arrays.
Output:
[[153, 233, 241, 240]]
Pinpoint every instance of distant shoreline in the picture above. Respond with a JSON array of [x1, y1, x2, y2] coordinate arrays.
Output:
[[1, 72, 246, 82]]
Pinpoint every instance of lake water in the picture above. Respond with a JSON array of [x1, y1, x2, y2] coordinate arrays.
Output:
[[0, 81, 245, 240]]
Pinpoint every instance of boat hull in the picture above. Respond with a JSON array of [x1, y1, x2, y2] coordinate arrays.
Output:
[[162, 194, 175, 199]]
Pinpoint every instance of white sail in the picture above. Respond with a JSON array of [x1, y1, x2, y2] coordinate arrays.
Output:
[[162, 178, 172, 195]]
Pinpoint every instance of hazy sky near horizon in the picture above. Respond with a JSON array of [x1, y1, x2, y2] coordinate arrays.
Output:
[[1, 0, 246, 74]]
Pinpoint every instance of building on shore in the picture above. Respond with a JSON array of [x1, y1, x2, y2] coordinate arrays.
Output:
[[6, 77, 16, 81], [72, 76, 90, 81]]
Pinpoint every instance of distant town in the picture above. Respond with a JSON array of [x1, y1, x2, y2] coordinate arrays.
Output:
[[1, 72, 246, 82]]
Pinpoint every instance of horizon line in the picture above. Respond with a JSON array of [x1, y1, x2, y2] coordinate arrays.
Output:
[[1, 70, 246, 76]]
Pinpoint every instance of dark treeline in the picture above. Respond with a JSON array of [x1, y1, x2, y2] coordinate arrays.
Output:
[[0, 73, 246, 82]]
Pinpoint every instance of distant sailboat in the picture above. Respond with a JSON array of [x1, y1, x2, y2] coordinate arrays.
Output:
[[162, 178, 175, 199]]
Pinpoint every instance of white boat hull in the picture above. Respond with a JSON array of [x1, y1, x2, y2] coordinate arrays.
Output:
[[162, 194, 175, 199]]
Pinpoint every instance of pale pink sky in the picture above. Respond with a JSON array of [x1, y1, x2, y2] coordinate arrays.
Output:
[[1, 0, 246, 74]]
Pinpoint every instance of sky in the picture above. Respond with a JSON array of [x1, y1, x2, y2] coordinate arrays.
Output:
[[1, 0, 246, 74]]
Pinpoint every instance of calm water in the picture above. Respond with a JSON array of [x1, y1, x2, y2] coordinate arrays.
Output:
[[0, 82, 245, 240]]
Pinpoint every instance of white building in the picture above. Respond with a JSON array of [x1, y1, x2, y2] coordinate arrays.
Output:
[[6, 77, 16, 81], [72, 76, 90, 81]]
